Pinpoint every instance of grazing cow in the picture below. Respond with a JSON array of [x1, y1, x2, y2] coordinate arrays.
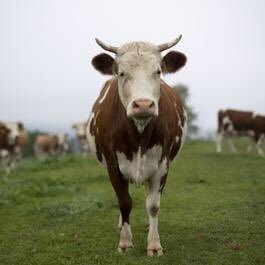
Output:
[[56, 133, 69, 156], [0, 122, 12, 172], [0, 122, 25, 172], [10, 123, 28, 162], [216, 109, 265, 155], [34, 133, 69, 160], [87, 36, 187, 256], [72, 122, 89, 155]]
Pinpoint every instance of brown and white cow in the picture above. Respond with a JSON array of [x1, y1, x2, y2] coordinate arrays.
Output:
[[8, 122, 28, 162], [34, 133, 69, 160], [86, 36, 187, 255], [0, 122, 12, 172], [72, 122, 89, 155], [0, 121, 26, 172], [216, 109, 265, 155]]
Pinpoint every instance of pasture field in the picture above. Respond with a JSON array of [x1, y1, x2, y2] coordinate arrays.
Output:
[[0, 140, 264, 265]]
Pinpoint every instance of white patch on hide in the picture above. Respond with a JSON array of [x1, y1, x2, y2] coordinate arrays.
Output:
[[116, 145, 167, 185], [99, 83, 111, 104], [222, 116, 234, 132], [247, 130, 255, 137], [86, 112, 97, 156]]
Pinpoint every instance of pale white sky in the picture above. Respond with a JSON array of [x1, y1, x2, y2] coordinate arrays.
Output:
[[0, 0, 265, 135]]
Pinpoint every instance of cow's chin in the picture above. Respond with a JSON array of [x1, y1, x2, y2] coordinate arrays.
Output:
[[131, 116, 152, 133]]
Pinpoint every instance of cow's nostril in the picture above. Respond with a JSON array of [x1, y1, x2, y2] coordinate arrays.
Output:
[[149, 102, 155, 108], [132, 101, 140, 109]]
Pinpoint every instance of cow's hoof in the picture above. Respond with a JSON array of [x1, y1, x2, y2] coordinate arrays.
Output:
[[147, 242, 163, 256], [117, 241, 133, 253]]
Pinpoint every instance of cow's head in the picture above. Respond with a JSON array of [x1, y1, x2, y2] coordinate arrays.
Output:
[[6, 122, 24, 145], [56, 133, 69, 152], [92, 36, 186, 129], [72, 123, 87, 141]]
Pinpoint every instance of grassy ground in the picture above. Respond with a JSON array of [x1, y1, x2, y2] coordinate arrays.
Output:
[[0, 140, 264, 265]]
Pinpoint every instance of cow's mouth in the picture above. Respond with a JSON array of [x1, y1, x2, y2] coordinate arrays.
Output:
[[132, 117, 152, 133], [132, 111, 155, 120]]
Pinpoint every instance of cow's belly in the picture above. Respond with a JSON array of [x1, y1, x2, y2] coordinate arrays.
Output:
[[116, 145, 167, 185]]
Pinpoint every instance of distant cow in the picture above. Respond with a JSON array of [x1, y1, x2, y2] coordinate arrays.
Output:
[[87, 36, 187, 255], [216, 109, 265, 155], [34, 133, 69, 160], [0, 121, 26, 172], [5, 122, 29, 162], [72, 122, 89, 155]]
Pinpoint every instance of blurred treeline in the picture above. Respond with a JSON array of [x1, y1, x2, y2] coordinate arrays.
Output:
[[172, 84, 198, 138]]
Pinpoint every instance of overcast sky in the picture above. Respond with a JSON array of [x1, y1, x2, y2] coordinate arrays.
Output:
[[1, 0, 265, 135]]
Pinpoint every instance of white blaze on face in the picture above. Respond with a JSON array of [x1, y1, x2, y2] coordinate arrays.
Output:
[[5, 123, 20, 145], [116, 43, 162, 118], [56, 133, 69, 151], [73, 122, 86, 138]]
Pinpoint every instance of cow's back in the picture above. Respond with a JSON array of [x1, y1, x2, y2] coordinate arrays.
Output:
[[222, 109, 254, 131], [35, 135, 56, 151]]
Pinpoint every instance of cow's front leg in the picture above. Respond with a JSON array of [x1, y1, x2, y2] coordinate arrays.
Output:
[[255, 135, 264, 156], [216, 132, 223, 153], [1, 150, 11, 174], [146, 174, 165, 256], [108, 166, 133, 252]]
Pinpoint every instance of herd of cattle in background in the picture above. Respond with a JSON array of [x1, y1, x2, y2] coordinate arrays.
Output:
[[0, 109, 265, 173], [0, 121, 89, 173], [0, 111, 265, 174]]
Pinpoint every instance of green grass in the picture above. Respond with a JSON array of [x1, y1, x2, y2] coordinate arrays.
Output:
[[0, 140, 264, 265]]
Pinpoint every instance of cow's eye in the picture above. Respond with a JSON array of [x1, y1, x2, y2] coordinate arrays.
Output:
[[119, 72, 124, 77], [156, 70, 161, 75]]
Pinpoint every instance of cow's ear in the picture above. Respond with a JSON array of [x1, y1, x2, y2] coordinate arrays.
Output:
[[18, 122, 24, 130], [91, 53, 116, 75], [162, 51, 187, 74]]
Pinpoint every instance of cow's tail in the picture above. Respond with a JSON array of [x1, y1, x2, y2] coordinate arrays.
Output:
[[217, 110, 224, 133]]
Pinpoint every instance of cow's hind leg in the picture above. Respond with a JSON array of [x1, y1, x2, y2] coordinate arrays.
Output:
[[255, 134, 264, 156], [108, 167, 133, 252], [146, 174, 165, 256]]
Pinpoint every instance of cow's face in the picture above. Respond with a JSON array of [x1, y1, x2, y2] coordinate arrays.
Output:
[[56, 133, 69, 152], [115, 44, 162, 119], [92, 37, 186, 129], [72, 123, 86, 139], [6, 122, 23, 145]]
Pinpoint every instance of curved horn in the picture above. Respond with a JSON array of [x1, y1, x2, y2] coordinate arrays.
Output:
[[95, 38, 118, 54], [158, 35, 182, 52]]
